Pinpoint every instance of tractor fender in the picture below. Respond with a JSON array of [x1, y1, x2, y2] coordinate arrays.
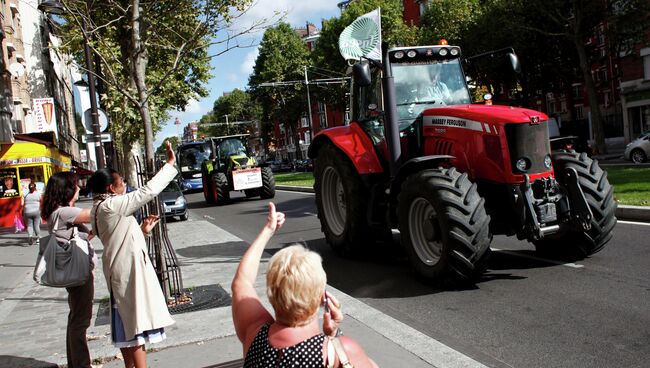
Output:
[[308, 124, 384, 174], [388, 155, 455, 226]]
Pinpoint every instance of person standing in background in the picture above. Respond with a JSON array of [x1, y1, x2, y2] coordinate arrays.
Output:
[[22, 183, 42, 245], [41, 172, 95, 368]]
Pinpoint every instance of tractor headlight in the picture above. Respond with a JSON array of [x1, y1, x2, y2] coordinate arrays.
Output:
[[450, 48, 459, 56], [544, 154, 552, 169], [175, 196, 186, 205], [515, 157, 531, 172], [439, 48, 449, 56], [394, 51, 405, 59], [407, 50, 417, 58]]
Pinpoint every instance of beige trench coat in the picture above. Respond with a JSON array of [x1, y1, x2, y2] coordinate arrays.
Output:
[[92, 164, 177, 340]]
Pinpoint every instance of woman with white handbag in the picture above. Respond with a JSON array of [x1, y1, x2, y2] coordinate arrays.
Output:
[[41, 172, 95, 368]]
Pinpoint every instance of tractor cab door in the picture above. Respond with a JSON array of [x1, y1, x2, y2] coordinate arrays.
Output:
[[353, 68, 389, 162]]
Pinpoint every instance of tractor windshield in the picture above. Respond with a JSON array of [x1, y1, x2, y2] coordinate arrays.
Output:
[[393, 59, 470, 125], [218, 138, 247, 158]]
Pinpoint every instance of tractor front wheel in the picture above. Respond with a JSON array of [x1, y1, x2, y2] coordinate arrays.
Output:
[[212, 172, 230, 205], [260, 167, 276, 199], [398, 168, 492, 282], [535, 151, 617, 258], [314, 144, 370, 255]]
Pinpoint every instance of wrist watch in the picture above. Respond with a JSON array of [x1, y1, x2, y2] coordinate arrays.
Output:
[[335, 328, 343, 337]]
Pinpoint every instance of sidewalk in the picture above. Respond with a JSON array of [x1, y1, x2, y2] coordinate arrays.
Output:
[[0, 202, 484, 368]]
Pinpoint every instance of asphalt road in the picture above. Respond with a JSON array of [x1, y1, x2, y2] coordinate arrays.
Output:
[[183, 189, 650, 368]]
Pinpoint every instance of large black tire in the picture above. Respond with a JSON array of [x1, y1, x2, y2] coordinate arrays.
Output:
[[536, 151, 617, 258], [314, 144, 370, 255], [260, 167, 276, 199], [212, 172, 230, 205], [398, 168, 492, 282], [202, 168, 215, 204]]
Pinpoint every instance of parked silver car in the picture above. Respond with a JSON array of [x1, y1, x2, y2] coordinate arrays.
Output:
[[159, 180, 189, 221], [624, 132, 650, 163]]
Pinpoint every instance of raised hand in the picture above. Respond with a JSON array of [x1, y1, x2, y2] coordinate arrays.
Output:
[[265, 202, 286, 233], [165, 140, 176, 166]]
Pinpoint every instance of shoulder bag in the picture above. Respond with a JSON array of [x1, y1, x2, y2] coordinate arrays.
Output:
[[33, 211, 90, 288]]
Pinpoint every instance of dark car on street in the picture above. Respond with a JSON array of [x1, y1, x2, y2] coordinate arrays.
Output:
[[159, 180, 188, 221]]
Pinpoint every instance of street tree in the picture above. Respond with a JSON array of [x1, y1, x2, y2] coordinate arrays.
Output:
[[249, 23, 312, 160], [55, 0, 273, 175], [199, 89, 261, 137], [155, 136, 181, 157], [509, 0, 650, 154]]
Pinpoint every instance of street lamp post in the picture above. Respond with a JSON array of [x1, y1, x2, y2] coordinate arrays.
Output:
[[38, 0, 106, 169]]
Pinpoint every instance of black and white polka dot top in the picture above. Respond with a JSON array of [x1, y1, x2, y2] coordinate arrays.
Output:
[[244, 323, 326, 368]]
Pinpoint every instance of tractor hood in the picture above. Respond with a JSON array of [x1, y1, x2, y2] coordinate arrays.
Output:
[[420, 104, 549, 126]]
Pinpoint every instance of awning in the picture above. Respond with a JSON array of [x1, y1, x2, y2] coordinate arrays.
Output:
[[72, 166, 94, 176]]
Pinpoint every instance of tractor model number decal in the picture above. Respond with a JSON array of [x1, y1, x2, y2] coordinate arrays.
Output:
[[233, 167, 262, 191], [423, 116, 484, 132]]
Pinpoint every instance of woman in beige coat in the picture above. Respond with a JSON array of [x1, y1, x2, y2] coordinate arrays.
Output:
[[88, 142, 177, 368]]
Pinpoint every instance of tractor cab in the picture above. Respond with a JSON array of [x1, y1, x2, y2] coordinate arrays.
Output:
[[208, 134, 255, 171]]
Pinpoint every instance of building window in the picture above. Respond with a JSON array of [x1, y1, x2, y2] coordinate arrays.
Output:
[[575, 105, 584, 120], [644, 55, 650, 80], [418, 0, 429, 16], [572, 84, 583, 99], [561, 99, 567, 113]]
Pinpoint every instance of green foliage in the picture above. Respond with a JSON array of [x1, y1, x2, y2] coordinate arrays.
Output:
[[249, 23, 312, 157], [198, 89, 261, 137], [418, 0, 482, 45], [155, 136, 181, 156], [56, 0, 251, 165]]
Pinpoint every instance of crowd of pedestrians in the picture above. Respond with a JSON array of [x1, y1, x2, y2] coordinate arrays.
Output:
[[9, 140, 377, 368]]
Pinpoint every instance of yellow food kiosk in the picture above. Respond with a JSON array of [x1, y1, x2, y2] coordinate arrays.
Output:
[[0, 140, 71, 228]]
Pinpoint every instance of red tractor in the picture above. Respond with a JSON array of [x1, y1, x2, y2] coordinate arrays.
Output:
[[308, 43, 617, 282]]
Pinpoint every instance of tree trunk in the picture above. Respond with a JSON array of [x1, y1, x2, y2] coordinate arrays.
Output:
[[574, 37, 606, 154], [120, 138, 138, 188], [130, 0, 156, 174]]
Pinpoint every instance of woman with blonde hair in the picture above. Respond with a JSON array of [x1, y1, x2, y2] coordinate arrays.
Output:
[[232, 202, 378, 368]]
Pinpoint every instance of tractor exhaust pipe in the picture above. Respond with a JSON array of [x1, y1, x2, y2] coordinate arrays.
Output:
[[382, 50, 402, 177]]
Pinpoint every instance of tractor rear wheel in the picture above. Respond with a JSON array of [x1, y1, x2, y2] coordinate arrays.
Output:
[[314, 144, 370, 255], [212, 172, 230, 205], [535, 151, 617, 258], [260, 167, 276, 199], [203, 168, 215, 204], [398, 168, 492, 282]]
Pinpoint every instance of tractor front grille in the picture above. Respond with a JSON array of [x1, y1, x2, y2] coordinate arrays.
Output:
[[505, 122, 551, 174]]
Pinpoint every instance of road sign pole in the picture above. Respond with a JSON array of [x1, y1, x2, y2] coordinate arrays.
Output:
[[82, 18, 106, 169]]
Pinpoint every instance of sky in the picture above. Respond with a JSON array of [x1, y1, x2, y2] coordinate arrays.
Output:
[[153, 0, 342, 148]]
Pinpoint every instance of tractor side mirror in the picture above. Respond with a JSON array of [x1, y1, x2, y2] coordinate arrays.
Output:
[[507, 52, 521, 74], [353, 61, 372, 87]]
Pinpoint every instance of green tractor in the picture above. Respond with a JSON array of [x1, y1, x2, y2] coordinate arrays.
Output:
[[201, 134, 275, 205]]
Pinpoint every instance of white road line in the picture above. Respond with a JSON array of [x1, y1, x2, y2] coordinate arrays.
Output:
[[203, 214, 215, 220], [303, 212, 318, 216], [618, 220, 650, 227], [491, 247, 584, 268]]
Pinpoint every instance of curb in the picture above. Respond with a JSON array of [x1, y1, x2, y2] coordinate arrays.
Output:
[[276, 186, 649, 223]]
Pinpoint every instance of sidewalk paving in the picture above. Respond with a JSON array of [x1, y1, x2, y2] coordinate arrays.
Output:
[[0, 201, 484, 368]]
